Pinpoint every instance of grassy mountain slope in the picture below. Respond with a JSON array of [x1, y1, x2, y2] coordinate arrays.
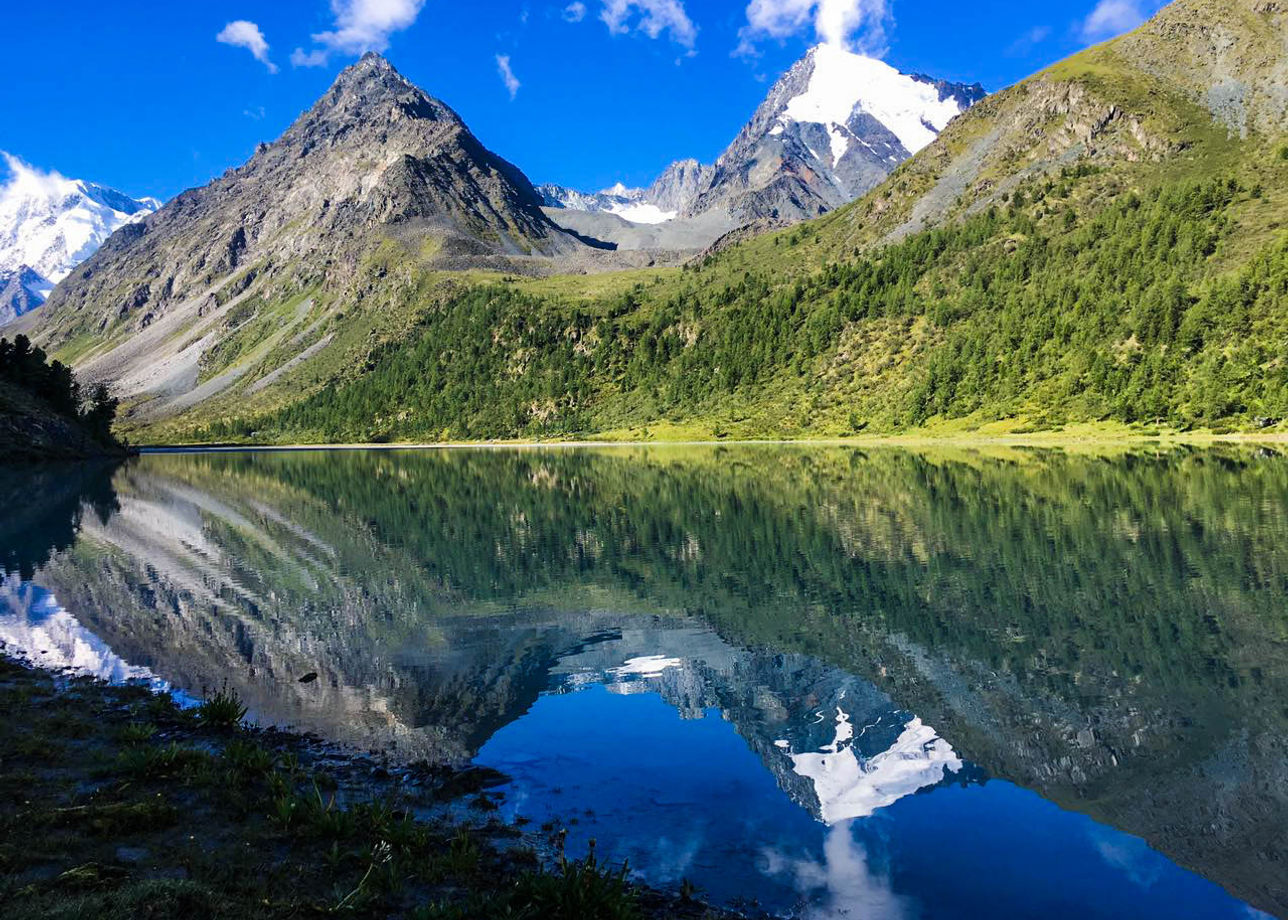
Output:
[[58, 0, 1288, 444]]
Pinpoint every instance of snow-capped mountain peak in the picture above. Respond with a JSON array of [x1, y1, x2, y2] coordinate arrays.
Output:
[[782, 44, 966, 161], [0, 153, 160, 325], [675, 44, 985, 223], [600, 182, 639, 198], [539, 46, 985, 243]]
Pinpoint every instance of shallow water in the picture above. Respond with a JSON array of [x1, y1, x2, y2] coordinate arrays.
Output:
[[1, 446, 1285, 917]]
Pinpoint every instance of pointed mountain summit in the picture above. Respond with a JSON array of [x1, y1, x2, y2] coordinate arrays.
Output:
[[686, 44, 986, 222], [35, 53, 577, 349], [21, 54, 584, 424]]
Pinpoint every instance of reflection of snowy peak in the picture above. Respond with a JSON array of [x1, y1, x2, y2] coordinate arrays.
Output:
[[553, 627, 967, 823], [784, 710, 962, 824], [0, 578, 167, 687], [0, 154, 160, 324]]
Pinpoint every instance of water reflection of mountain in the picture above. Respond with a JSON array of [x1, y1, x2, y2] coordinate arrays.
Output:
[[548, 627, 974, 825], [5, 446, 1287, 915]]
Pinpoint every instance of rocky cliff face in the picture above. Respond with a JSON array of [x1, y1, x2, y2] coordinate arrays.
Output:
[[645, 159, 714, 214]]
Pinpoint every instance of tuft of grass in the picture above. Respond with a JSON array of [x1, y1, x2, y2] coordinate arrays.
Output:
[[305, 786, 357, 841], [195, 688, 247, 731], [116, 743, 211, 779], [221, 739, 277, 777], [513, 839, 640, 920], [115, 722, 157, 745]]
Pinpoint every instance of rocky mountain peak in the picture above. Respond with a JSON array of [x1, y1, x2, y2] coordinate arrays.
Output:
[[27, 55, 580, 411], [677, 43, 985, 223], [304, 52, 460, 137], [646, 159, 714, 214]]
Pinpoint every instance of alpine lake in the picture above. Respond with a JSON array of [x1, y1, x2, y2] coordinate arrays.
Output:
[[2, 444, 1285, 919]]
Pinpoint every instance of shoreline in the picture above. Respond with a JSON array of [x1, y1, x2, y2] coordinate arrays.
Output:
[[0, 653, 736, 920], [134, 430, 1288, 454]]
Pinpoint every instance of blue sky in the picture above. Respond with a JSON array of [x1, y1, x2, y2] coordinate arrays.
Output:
[[1, 0, 1167, 201]]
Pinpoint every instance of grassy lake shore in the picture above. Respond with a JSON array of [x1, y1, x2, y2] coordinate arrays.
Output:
[[134, 419, 1288, 457], [0, 655, 736, 920]]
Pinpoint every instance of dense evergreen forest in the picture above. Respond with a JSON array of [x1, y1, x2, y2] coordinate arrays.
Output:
[[0, 334, 120, 445], [195, 172, 1288, 444]]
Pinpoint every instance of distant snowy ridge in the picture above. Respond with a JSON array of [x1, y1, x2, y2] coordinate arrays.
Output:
[[538, 182, 677, 225], [0, 576, 168, 688], [0, 153, 159, 325]]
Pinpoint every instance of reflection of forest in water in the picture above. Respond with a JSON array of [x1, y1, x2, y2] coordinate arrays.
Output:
[[2, 446, 1286, 915]]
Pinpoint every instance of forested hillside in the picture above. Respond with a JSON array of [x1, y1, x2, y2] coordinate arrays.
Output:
[[192, 167, 1288, 444], [0, 335, 124, 460]]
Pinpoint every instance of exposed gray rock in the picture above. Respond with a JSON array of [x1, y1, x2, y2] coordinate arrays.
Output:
[[645, 158, 713, 214]]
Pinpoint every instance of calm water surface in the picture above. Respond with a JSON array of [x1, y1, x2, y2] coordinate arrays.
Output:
[[1, 446, 1285, 918]]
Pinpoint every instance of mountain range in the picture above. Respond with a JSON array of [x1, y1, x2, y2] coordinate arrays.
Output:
[[11, 0, 1288, 445], [0, 156, 158, 325], [539, 44, 985, 250]]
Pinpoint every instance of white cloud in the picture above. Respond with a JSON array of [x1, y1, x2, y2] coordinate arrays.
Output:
[[216, 20, 279, 73], [291, 48, 331, 67], [1006, 24, 1051, 55], [738, 0, 888, 56], [563, 1, 587, 22], [1, 153, 69, 206], [496, 54, 521, 99], [1080, 0, 1153, 41], [292, 0, 426, 67], [601, 0, 697, 49]]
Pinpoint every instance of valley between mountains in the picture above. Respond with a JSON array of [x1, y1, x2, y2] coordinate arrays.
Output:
[[12, 0, 1288, 446]]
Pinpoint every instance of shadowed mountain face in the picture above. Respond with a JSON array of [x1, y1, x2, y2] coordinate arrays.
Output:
[[1, 446, 1285, 915]]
